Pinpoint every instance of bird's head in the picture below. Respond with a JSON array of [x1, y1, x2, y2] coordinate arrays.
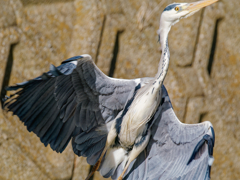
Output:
[[158, 0, 218, 36]]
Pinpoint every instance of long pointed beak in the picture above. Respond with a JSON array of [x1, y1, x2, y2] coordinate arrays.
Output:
[[186, 0, 218, 12]]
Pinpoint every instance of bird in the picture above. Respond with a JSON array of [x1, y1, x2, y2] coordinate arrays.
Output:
[[2, 0, 218, 179]]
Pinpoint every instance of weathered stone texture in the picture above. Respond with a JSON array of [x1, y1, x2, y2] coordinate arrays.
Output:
[[0, 0, 76, 180], [72, 156, 89, 180], [0, 0, 239, 180], [0, 0, 16, 28]]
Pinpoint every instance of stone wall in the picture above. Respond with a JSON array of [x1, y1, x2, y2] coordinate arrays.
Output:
[[0, 0, 239, 179]]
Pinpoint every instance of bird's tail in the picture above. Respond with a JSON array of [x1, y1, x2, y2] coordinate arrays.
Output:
[[99, 147, 128, 178]]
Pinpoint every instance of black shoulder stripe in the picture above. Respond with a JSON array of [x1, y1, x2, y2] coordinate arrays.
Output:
[[61, 56, 83, 64]]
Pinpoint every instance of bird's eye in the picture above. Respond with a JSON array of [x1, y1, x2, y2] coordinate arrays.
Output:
[[175, 7, 179, 11]]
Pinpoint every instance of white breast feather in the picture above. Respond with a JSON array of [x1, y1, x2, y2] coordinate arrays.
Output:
[[119, 87, 160, 145], [100, 147, 127, 176]]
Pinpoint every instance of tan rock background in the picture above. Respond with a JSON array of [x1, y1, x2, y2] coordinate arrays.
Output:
[[0, 0, 239, 179]]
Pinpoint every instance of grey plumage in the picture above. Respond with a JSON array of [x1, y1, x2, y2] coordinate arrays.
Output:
[[3, 0, 218, 179]]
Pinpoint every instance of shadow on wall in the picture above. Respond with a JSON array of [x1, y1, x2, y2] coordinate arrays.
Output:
[[1, 44, 16, 108], [20, 0, 74, 6], [207, 18, 222, 76]]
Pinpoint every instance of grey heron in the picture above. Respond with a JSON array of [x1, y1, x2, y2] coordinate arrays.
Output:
[[3, 0, 218, 179]]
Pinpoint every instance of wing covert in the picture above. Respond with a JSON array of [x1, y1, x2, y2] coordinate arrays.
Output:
[[3, 55, 140, 155]]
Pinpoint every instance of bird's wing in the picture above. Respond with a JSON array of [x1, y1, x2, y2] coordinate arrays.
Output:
[[113, 86, 215, 180], [3, 55, 144, 157]]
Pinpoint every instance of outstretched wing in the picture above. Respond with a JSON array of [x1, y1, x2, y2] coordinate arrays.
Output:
[[3, 55, 144, 157], [113, 86, 215, 180]]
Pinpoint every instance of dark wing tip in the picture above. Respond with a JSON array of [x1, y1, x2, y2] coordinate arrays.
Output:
[[210, 127, 215, 147], [187, 138, 206, 165], [5, 84, 24, 91], [187, 133, 214, 166]]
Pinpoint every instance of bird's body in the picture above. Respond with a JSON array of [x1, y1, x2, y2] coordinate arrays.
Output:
[[102, 7, 173, 165], [118, 81, 160, 145], [3, 0, 218, 180]]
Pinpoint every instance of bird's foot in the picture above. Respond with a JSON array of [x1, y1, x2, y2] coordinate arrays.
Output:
[[187, 127, 215, 178], [85, 160, 101, 180]]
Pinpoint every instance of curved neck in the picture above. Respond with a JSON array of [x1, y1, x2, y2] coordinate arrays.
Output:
[[154, 20, 172, 88]]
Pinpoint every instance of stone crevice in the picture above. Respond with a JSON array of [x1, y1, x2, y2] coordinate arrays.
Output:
[[207, 18, 222, 76], [199, 113, 208, 123], [190, 9, 205, 67], [182, 97, 189, 123], [1, 43, 16, 107], [108, 30, 123, 77], [20, 0, 74, 6], [70, 155, 77, 180], [95, 15, 106, 64]]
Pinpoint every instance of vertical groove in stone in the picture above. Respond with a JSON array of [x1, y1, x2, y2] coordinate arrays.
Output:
[[1, 43, 16, 108], [70, 155, 76, 180], [108, 31, 123, 77], [191, 9, 205, 66], [207, 18, 222, 76], [183, 97, 189, 123], [20, 0, 74, 6], [95, 15, 106, 64], [199, 113, 207, 123]]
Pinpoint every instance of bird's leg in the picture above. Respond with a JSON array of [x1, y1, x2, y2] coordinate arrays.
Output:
[[117, 130, 151, 180], [85, 128, 117, 180]]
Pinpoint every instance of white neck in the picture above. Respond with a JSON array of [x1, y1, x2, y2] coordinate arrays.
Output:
[[154, 18, 172, 89]]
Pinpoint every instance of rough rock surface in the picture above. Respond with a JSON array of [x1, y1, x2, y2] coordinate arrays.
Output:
[[0, 0, 239, 179]]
